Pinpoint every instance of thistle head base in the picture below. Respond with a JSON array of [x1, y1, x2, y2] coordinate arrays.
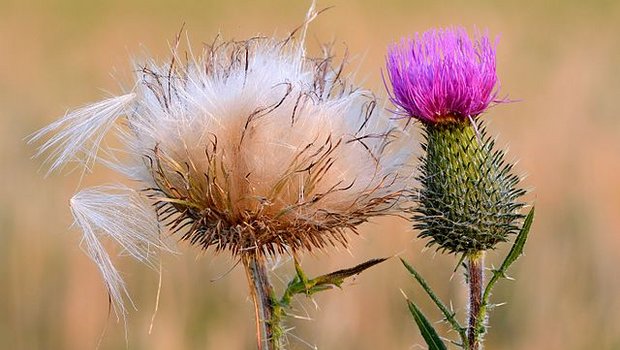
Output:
[[413, 121, 525, 255]]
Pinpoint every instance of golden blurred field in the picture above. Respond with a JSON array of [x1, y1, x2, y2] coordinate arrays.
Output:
[[2, 0, 620, 349]]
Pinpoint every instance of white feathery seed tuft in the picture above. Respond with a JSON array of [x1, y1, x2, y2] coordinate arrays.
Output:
[[69, 185, 168, 318], [28, 93, 136, 176]]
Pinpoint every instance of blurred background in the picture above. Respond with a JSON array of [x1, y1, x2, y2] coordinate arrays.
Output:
[[1, 0, 619, 349]]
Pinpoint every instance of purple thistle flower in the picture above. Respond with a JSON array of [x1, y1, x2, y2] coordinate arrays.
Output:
[[386, 27, 502, 124]]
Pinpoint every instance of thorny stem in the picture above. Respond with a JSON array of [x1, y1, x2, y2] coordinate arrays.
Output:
[[242, 252, 281, 350], [467, 251, 485, 350]]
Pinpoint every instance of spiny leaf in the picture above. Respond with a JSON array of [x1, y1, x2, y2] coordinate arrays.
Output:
[[479, 206, 535, 333], [401, 258, 466, 341], [498, 206, 535, 272], [407, 299, 448, 350], [279, 257, 389, 308], [312, 257, 388, 287]]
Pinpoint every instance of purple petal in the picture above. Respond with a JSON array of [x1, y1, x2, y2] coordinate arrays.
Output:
[[385, 27, 502, 124]]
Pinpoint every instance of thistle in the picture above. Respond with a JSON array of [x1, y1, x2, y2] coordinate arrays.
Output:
[[386, 27, 533, 350], [29, 24, 412, 349]]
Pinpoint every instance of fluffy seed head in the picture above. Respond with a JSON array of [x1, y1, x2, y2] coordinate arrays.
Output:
[[386, 27, 501, 124], [30, 33, 413, 315], [130, 37, 411, 255]]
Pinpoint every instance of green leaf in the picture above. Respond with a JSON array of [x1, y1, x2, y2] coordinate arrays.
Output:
[[312, 257, 388, 287], [279, 257, 389, 308], [407, 299, 448, 350], [401, 258, 466, 342], [480, 206, 535, 329], [498, 207, 535, 272]]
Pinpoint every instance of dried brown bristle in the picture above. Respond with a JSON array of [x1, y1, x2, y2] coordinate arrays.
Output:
[[145, 131, 404, 256]]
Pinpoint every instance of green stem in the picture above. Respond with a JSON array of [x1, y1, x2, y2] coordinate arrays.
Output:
[[467, 252, 485, 350], [242, 253, 282, 350]]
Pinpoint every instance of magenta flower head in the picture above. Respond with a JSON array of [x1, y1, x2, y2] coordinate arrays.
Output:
[[386, 27, 500, 124], [387, 27, 525, 256]]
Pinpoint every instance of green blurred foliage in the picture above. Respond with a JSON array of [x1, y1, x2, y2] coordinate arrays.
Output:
[[1, 0, 620, 349]]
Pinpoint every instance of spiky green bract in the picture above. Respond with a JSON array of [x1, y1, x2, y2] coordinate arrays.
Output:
[[413, 120, 525, 255]]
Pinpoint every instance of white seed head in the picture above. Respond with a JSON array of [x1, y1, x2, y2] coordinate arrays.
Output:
[[31, 33, 415, 317]]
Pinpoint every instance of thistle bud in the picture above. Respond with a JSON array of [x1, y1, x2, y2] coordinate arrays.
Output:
[[386, 27, 525, 254]]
